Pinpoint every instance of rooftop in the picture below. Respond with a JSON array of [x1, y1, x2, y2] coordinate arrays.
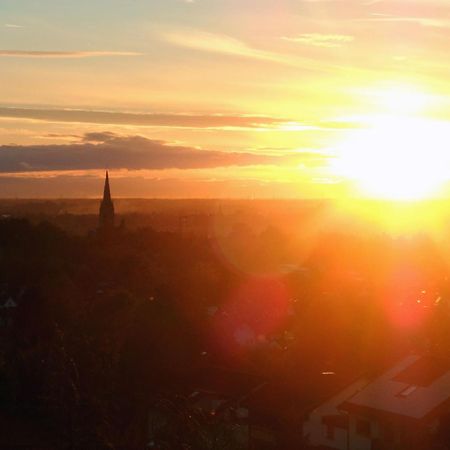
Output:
[[341, 354, 450, 421]]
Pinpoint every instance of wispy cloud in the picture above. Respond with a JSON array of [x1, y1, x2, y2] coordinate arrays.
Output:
[[283, 33, 354, 48], [0, 50, 142, 58], [4, 24, 23, 29], [161, 29, 289, 64], [158, 28, 361, 74], [364, 16, 450, 28]]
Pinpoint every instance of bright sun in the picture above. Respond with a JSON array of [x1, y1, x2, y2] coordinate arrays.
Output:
[[331, 86, 450, 200]]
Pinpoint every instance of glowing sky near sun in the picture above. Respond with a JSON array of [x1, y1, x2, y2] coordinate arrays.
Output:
[[1, 0, 450, 198]]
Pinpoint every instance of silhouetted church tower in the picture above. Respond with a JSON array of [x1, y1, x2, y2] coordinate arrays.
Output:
[[99, 171, 115, 230]]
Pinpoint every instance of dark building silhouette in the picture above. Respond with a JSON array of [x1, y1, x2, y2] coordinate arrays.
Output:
[[99, 171, 115, 230]]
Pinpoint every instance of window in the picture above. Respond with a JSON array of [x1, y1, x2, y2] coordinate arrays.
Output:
[[356, 419, 371, 437], [397, 385, 418, 398]]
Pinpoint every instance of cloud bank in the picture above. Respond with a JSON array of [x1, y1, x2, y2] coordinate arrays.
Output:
[[0, 132, 293, 173]]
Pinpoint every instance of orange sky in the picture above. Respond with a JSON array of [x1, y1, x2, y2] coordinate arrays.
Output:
[[1, 0, 450, 198]]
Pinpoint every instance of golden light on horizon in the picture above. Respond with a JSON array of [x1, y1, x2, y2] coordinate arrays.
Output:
[[330, 86, 450, 200]]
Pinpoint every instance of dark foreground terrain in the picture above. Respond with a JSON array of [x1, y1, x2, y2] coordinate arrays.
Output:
[[0, 199, 450, 449]]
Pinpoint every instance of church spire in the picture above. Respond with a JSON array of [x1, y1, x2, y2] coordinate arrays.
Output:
[[99, 170, 115, 230], [103, 170, 111, 201]]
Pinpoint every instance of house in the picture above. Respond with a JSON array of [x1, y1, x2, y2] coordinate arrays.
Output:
[[341, 354, 450, 450], [304, 354, 450, 450]]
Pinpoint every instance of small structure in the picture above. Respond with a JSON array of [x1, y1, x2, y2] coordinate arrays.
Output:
[[0, 285, 25, 328], [1, 297, 17, 309]]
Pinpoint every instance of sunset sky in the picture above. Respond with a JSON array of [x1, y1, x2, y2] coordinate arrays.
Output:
[[2, 0, 450, 198]]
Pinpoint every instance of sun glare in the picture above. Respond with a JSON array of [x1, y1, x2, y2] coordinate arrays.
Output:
[[331, 86, 450, 200], [371, 85, 433, 115], [332, 117, 450, 200]]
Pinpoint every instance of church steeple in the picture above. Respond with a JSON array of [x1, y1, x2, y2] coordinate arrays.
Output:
[[103, 170, 112, 202], [99, 171, 115, 230]]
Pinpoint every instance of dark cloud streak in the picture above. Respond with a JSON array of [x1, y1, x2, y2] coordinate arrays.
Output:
[[0, 107, 291, 129], [0, 50, 141, 58], [0, 132, 294, 173]]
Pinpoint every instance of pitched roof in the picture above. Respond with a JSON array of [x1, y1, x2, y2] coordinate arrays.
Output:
[[341, 354, 450, 421]]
